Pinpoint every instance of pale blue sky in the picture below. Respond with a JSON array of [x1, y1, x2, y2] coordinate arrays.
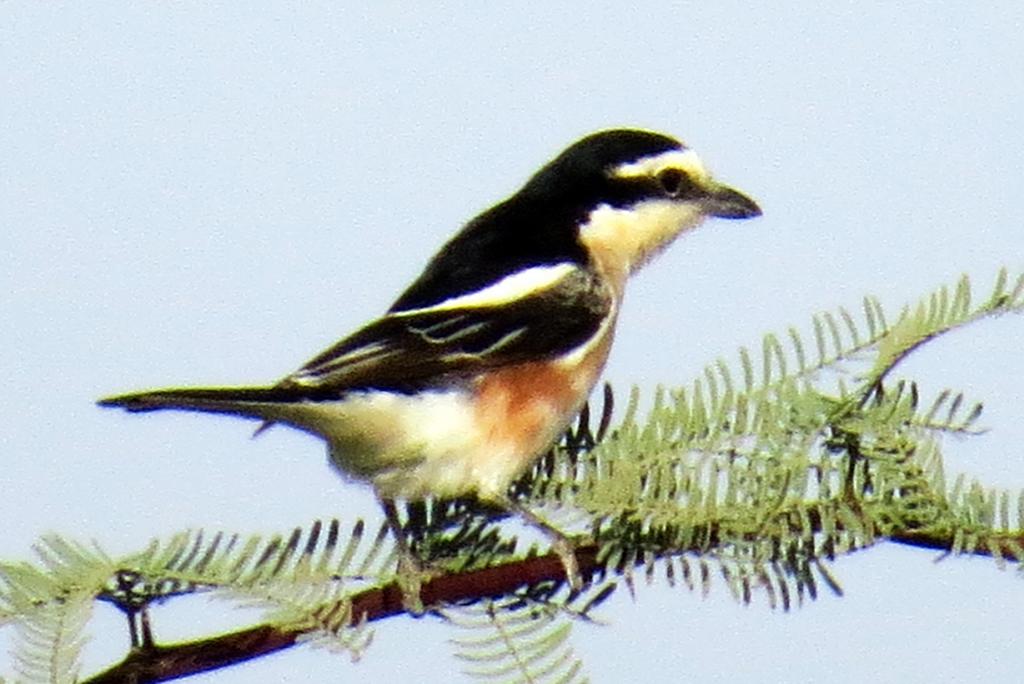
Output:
[[3, 3, 1023, 682]]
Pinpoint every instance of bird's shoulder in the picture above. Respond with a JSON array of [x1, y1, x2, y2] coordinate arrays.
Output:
[[388, 190, 593, 312], [281, 262, 612, 395]]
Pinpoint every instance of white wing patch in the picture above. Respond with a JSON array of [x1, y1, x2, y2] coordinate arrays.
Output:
[[392, 263, 577, 316]]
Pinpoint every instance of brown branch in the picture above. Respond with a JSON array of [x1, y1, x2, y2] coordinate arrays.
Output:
[[82, 527, 1024, 683], [888, 529, 1024, 558], [83, 546, 600, 683]]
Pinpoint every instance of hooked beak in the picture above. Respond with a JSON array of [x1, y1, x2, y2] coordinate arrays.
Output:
[[701, 181, 762, 219]]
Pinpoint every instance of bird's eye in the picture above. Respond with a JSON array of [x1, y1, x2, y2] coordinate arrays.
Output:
[[656, 168, 691, 197]]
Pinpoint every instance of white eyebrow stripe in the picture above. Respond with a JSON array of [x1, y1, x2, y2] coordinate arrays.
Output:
[[392, 263, 578, 316], [613, 148, 708, 180]]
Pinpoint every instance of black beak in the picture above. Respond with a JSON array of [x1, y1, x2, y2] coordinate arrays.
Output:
[[702, 182, 762, 219]]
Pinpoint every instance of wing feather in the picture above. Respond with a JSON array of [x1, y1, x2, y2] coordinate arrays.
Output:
[[283, 266, 611, 394]]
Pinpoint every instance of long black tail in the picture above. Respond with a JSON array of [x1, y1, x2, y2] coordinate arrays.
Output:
[[97, 385, 303, 419]]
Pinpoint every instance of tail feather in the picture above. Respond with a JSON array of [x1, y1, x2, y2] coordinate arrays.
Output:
[[97, 386, 301, 419]]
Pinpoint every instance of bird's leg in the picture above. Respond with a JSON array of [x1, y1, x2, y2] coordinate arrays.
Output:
[[379, 497, 435, 615], [496, 495, 583, 590]]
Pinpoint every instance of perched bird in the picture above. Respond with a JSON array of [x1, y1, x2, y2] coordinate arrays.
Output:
[[99, 128, 761, 588]]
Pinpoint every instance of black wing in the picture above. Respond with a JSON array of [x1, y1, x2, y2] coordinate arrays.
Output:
[[281, 266, 611, 395]]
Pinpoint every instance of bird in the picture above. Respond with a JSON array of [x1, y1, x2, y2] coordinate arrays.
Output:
[[99, 128, 761, 591]]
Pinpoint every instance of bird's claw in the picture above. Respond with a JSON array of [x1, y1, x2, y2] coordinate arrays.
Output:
[[551, 536, 583, 591], [395, 552, 438, 616]]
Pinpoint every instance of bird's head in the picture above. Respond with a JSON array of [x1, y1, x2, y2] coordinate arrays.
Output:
[[523, 129, 761, 277], [389, 128, 761, 312]]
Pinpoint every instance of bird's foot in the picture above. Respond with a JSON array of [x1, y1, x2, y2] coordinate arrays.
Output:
[[549, 534, 583, 591], [394, 551, 438, 616], [379, 497, 440, 614], [496, 495, 585, 590]]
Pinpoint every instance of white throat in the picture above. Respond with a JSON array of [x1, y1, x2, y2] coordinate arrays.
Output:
[[578, 199, 707, 278]]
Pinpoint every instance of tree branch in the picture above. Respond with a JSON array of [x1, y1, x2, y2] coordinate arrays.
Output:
[[84, 546, 600, 683], [889, 529, 1024, 558], [83, 524, 1024, 684]]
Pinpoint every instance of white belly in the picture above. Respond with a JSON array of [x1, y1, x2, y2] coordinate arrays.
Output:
[[269, 320, 615, 502], [285, 389, 545, 501]]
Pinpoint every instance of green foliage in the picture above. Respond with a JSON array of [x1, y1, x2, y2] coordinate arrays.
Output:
[[533, 269, 1022, 608], [2, 537, 107, 683], [448, 581, 614, 684], [1, 268, 1022, 682]]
